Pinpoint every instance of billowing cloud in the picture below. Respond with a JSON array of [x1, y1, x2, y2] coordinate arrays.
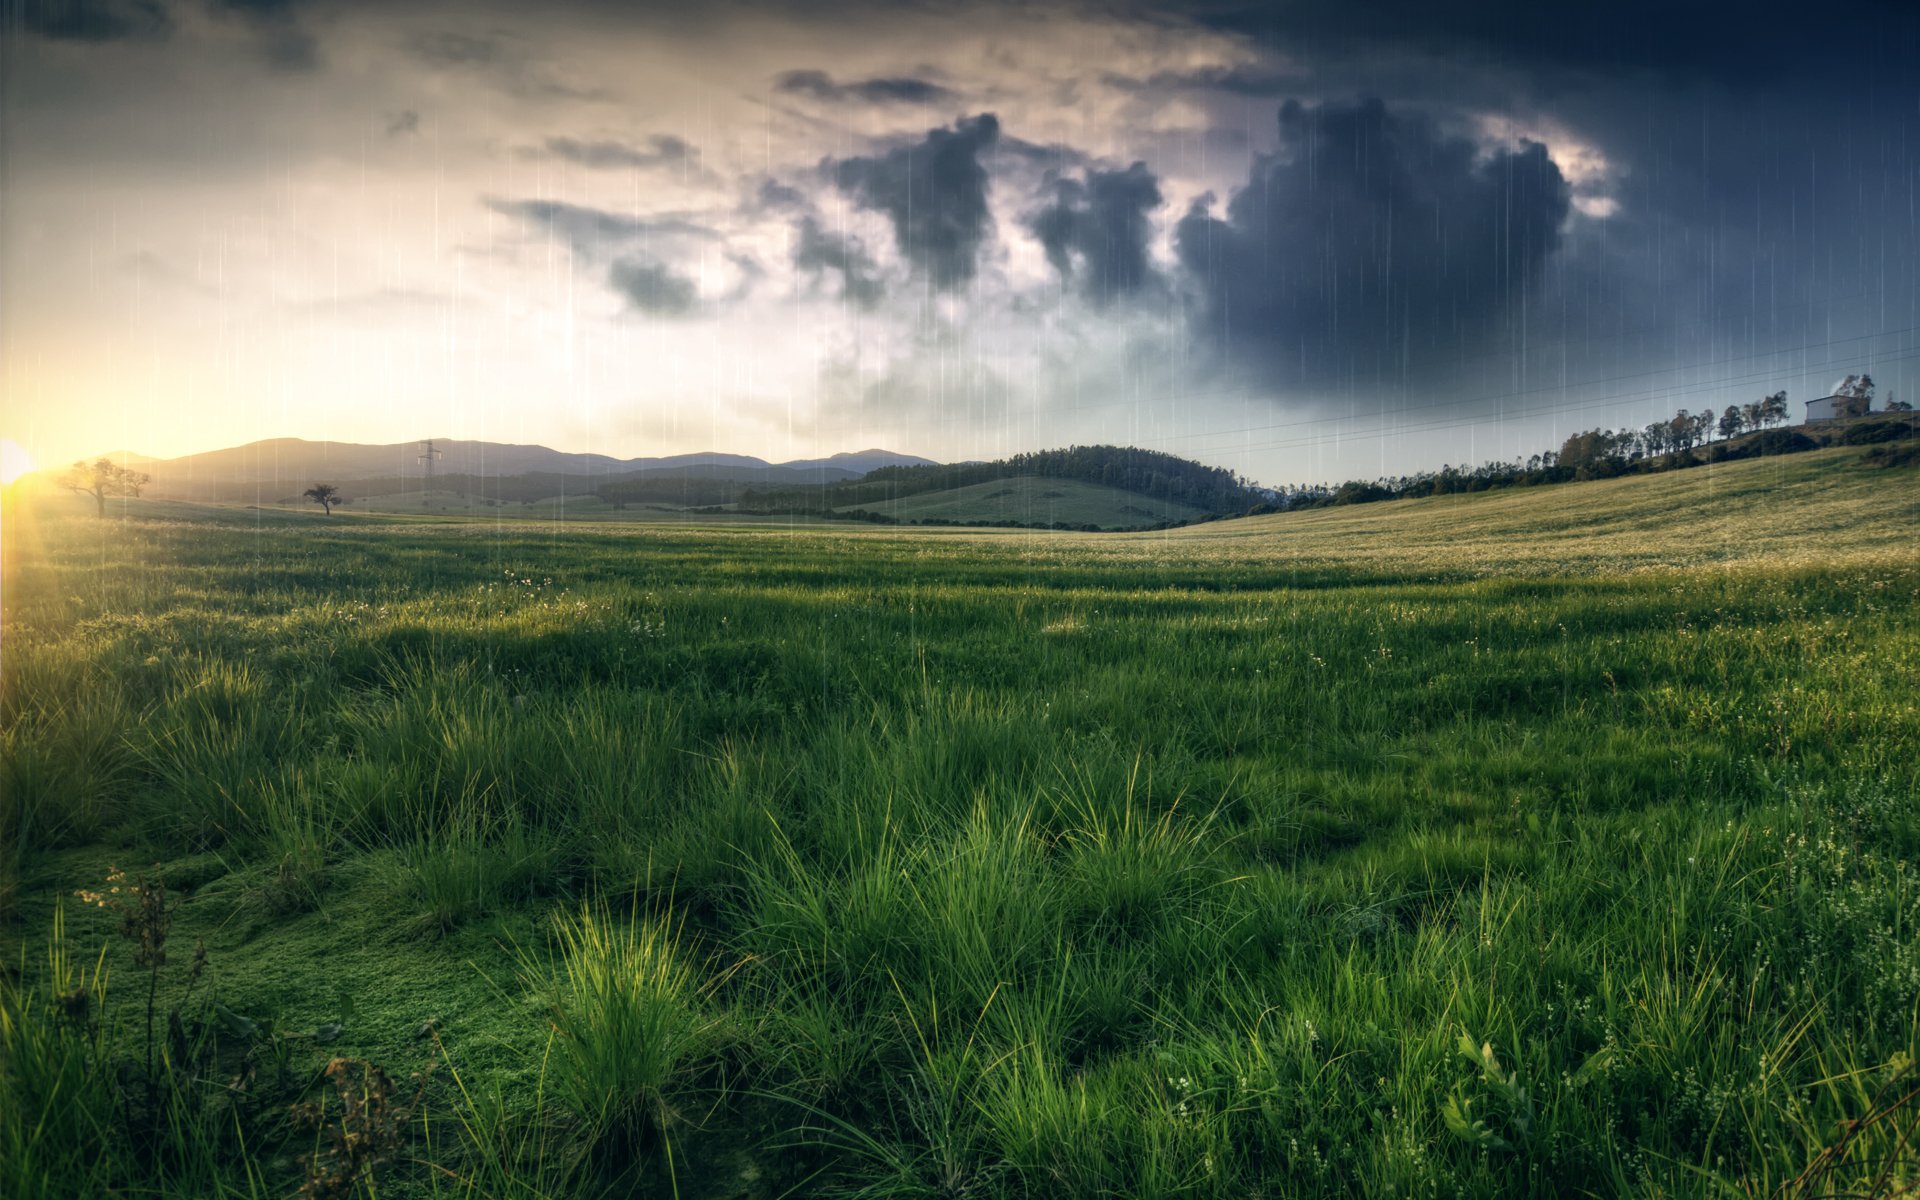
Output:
[[830, 113, 1000, 291], [1026, 161, 1162, 305], [608, 259, 698, 316], [22, 0, 170, 42], [792, 217, 884, 309], [486, 199, 730, 314], [1175, 98, 1569, 390], [775, 69, 956, 106]]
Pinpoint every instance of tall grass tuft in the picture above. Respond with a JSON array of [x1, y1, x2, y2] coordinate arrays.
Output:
[[532, 904, 717, 1150]]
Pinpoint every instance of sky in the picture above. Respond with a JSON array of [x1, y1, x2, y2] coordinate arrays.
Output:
[[3, 0, 1917, 487]]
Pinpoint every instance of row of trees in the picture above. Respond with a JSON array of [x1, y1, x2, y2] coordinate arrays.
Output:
[[1281, 385, 1920, 510], [1573, 390, 1793, 467]]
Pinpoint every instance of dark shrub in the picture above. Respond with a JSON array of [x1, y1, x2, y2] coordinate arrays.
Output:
[[1719, 428, 1818, 461], [1840, 417, 1920, 445]]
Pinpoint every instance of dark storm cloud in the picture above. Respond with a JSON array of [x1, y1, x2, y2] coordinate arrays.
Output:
[[209, 0, 319, 71], [608, 259, 698, 316], [1026, 162, 1163, 305], [22, 0, 170, 41], [829, 113, 1000, 291], [1174, 98, 1569, 389], [535, 134, 713, 183], [485, 198, 722, 254], [774, 69, 957, 107], [992, 135, 1090, 171], [1100, 64, 1295, 97], [1157, 0, 1914, 83], [792, 217, 884, 309]]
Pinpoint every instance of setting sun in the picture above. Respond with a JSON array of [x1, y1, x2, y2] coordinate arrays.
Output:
[[0, 439, 34, 486]]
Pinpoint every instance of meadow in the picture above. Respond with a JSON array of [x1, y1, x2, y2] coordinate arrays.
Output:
[[3, 445, 1918, 1197], [835, 475, 1209, 528]]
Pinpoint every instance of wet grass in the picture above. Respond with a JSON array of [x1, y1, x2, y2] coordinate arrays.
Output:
[[3, 445, 1919, 1197]]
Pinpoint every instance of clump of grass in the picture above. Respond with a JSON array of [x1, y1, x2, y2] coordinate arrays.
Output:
[[1053, 758, 1220, 940], [395, 814, 555, 934], [531, 904, 718, 1151]]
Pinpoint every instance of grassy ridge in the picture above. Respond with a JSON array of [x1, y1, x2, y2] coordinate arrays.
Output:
[[3, 445, 1918, 1197]]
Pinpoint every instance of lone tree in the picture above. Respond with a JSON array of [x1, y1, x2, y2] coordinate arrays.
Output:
[[303, 483, 342, 516], [60, 458, 150, 516]]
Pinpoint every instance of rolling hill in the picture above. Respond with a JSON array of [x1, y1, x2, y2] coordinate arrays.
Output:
[[743, 444, 1265, 529]]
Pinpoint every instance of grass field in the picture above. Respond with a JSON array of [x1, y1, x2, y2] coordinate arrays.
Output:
[[3, 445, 1918, 1197], [834, 475, 1210, 528]]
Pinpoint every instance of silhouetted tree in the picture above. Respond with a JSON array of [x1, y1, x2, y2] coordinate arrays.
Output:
[[304, 483, 342, 515], [1760, 390, 1789, 427], [1719, 405, 1744, 440], [60, 458, 150, 516], [1666, 410, 1699, 451]]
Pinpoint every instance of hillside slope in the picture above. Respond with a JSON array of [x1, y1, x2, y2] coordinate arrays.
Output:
[[1140, 445, 1915, 577], [839, 475, 1210, 529]]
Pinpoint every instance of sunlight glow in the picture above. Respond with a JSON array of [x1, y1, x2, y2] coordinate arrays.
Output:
[[0, 440, 34, 486]]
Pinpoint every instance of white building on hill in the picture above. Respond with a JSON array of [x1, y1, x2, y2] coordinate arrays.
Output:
[[1806, 394, 1870, 422]]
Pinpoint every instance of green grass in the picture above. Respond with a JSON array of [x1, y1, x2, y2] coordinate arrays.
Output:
[[2, 444, 1918, 1197], [836, 474, 1210, 528]]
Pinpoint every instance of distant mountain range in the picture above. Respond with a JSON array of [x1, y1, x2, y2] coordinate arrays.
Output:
[[102, 438, 938, 498]]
